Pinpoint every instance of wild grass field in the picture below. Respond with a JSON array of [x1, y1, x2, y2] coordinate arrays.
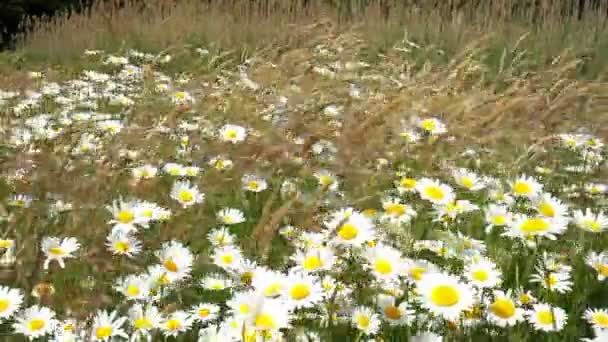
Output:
[[0, 0, 607, 341]]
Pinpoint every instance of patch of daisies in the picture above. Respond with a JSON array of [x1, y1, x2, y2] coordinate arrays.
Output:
[[0, 46, 607, 342]]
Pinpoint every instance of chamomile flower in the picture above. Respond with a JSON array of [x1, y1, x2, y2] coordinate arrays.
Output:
[[131, 165, 158, 180], [284, 272, 324, 309], [107, 199, 148, 234], [377, 294, 414, 326], [527, 304, 567, 332], [0, 286, 23, 320], [403, 258, 439, 283], [13, 305, 56, 340], [170, 180, 204, 208], [584, 308, 608, 330], [191, 303, 220, 324], [242, 175, 268, 192], [585, 251, 608, 281], [364, 244, 404, 281], [487, 290, 525, 327], [161, 311, 192, 337], [201, 274, 233, 291], [163, 163, 185, 176], [415, 178, 455, 205], [533, 193, 569, 220], [248, 298, 290, 332], [207, 227, 236, 247], [530, 268, 572, 294], [41, 236, 80, 269], [155, 240, 193, 281], [434, 200, 479, 222], [90, 310, 128, 341], [291, 247, 336, 273], [380, 197, 417, 224], [464, 258, 502, 289], [573, 209, 608, 233], [219, 124, 247, 144], [127, 306, 161, 337], [209, 156, 233, 171], [212, 245, 243, 270], [396, 177, 417, 194], [484, 204, 512, 233], [417, 273, 475, 320], [106, 231, 142, 257], [171, 91, 194, 106], [226, 290, 259, 319], [313, 170, 339, 191], [504, 214, 567, 240], [417, 117, 447, 136], [253, 270, 287, 298], [351, 306, 381, 335], [510, 175, 543, 199], [217, 208, 245, 225], [184, 165, 201, 177], [331, 212, 376, 246], [114, 275, 150, 301], [585, 183, 607, 195], [452, 168, 486, 191]]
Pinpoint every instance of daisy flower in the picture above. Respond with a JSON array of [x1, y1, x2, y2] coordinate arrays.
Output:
[[533, 193, 569, 220], [433, 200, 479, 222], [417, 117, 447, 136], [242, 174, 268, 192], [530, 268, 572, 294], [252, 269, 287, 298], [163, 163, 185, 176], [313, 170, 339, 191], [217, 208, 245, 225], [90, 310, 127, 341], [464, 257, 502, 289], [487, 290, 525, 327], [161, 311, 192, 337], [114, 275, 150, 301], [377, 294, 414, 326], [584, 327, 608, 342], [380, 197, 417, 224], [331, 212, 376, 246], [284, 272, 324, 309], [527, 303, 567, 332], [573, 209, 608, 233], [191, 303, 220, 324], [219, 124, 247, 144], [417, 273, 475, 320], [184, 165, 201, 177], [155, 240, 194, 281], [226, 290, 259, 319], [171, 91, 194, 106], [364, 244, 404, 282], [211, 245, 243, 270], [452, 168, 486, 191], [291, 247, 336, 273], [585, 183, 607, 195], [0, 286, 23, 320], [132, 165, 158, 180], [107, 199, 148, 234], [41, 236, 80, 269], [403, 258, 439, 283], [585, 251, 608, 281], [201, 274, 233, 291], [484, 204, 512, 233], [351, 306, 381, 335], [12, 305, 56, 340], [128, 304, 161, 337], [209, 156, 233, 171], [248, 298, 290, 332], [105, 231, 142, 257], [510, 175, 543, 199], [170, 180, 205, 208], [396, 177, 417, 194], [415, 178, 455, 205], [207, 227, 236, 247], [584, 308, 608, 330], [504, 214, 567, 240]]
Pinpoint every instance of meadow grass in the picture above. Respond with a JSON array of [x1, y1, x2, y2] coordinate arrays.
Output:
[[0, 1, 606, 341]]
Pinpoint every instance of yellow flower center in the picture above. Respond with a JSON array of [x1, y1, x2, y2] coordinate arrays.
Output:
[[400, 178, 416, 189], [0, 240, 12, 249], [374, 259, 393, 275], [199, 308, 211, 318], [424, 186, 445, 201], [490, 298, 516, 319], [48, 247, 65, 256], [384, 306, 402, 320], [248, 181, 259, 190], [319, 175, 334, 186], [582, 219, 601, 232], [178, 190, 194, 202], [241, 271, 253, 285], [226, 130, 238, 139], [264, 283, 282, 297], [356, 314, 370, 328], [114, 241, 130, 253], [537, 310, 554, 325], [519, 294, 532, 304], [385, 203, 406, 216], [239, 304, 250, 314], [254, 313, 275, 330], [303, 256, 323, 271], [0, 299, 9, 312], [363, 209, 377, 217], [421, 120, 436, 131], [597, 264, 608, 277], [592, 313, 608, 327], [169, 168, 181, 176], [134, 318, 153, 330], [126, 284, 140, 296], [430, 285, 460, 307], [461, 177, 474, 189], [117, 210, 134, 224], [96, 326, 112, 339], [520, 218, 549, 233], [29, 319, 46, 332], [63, 323, 75, 331], [492, 215, 506, 225], [163, 259, 178, 273], [538, 202, 556, 217], [513, 182, 532, 195], [166, 319, 181, 331], [221, 254, 234, 265], [472, 269, 489, 282], [290, 284, 311, 300], [337, 223, 359, 241], [409, 267, 426, 281]]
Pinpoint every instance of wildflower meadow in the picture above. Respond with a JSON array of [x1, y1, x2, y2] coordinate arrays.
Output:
[[0, 1, 607, 341]]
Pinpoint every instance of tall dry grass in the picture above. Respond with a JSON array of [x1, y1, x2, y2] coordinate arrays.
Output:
[[12, 0, 608, 78]]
